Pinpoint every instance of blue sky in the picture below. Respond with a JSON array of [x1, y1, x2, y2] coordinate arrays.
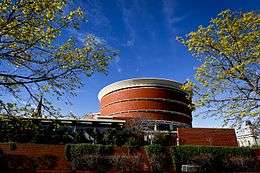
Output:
[[61, 0, 259, 127]]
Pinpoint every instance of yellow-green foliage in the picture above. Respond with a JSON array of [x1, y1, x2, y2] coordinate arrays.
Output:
[[0, 0, 116, 116], [178, 10, 260, 127]]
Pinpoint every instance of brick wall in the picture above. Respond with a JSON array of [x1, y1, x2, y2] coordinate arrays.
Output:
[[101, 87, 189, 106], [0, 143, 71, 172], [254, 148, 260, 160], [111, 112, 191, 124], [0, 143, 259, 172], [177, 128, 238, 146], [101, 99, 191, 115], [0, 143, 152, 173]]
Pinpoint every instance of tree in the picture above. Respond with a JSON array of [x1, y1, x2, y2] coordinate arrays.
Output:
[[0, 0, 117, 116], [178, 10, 259, 127]]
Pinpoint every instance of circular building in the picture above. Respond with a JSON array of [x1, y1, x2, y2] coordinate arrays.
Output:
[[98, 78, 192, 128]]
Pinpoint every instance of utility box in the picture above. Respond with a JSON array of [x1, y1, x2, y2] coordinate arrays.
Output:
[[181, 164, 200, 173]]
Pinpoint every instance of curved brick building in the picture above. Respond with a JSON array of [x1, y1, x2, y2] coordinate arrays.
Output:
[[98, 78, 192, 128]]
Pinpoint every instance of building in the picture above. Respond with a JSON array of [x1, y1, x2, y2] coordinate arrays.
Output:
[[97, 78, 192, 131], [0, 77, 238, 146], [236, 121, 260, 146], [93, 78, 238, 146]]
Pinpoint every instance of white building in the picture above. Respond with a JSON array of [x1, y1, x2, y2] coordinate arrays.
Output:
[[236, 121, 260, 147]]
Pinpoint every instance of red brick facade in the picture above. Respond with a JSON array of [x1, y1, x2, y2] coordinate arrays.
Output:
[[100, 87, 191, 125], [101, 99, 191, 115], [101, 87, 189, 106], [0, 143, 71, 172], [110, 112, 191, 124], [177, 128, 238, 146]]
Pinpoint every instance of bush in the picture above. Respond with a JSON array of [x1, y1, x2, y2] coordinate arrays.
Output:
[[112, 155, 142, 173], [171, 145, 255, 172], [102, 128, 145, 147], [145, 145, 172, 173], [0, 118, 96, 144], [64, 144, 71, 161], [65, 144, 114, 172], [67, 143, 113, 161], [65, 144, 144, 172], [153, 133, 172, 146], [251, 145, 260, 149], [71, 155, 112, 172], [0, 117, 147, 145], [68, 144, 113, 157]]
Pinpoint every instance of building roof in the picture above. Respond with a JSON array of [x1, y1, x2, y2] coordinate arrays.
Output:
[[0, 117, 126, 124], [98, 78, 185, 100]]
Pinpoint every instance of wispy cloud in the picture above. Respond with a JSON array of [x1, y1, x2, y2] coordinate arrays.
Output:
[[162, 0, 189, 39], [117, 0, 138, 47], [117, 0, 163, 49], [79, 0, 112, 37], [114, 56, 122, 73]]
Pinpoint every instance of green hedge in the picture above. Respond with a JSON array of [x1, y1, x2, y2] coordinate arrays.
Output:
[[65, 144, 142, 172], [145, 145, 173, 173], [171, 145, 255, 172], [65, 144, 113, 161], [145, 144, 165, 155], [64, 144, 258, 172], [65, 144, 113, 172]]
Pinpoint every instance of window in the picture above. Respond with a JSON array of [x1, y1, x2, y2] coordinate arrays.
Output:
[[158, 124, 170, 131]]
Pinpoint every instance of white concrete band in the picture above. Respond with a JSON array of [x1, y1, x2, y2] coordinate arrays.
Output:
[[98, 78, 185, 101], [106, 109, 192, 118]]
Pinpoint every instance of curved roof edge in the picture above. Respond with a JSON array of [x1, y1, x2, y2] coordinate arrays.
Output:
[[98, 78, 185, 101]]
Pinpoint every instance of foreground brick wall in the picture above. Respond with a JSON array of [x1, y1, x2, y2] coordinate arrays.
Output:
[[0, 143, 71, 172], [177, 128, 238, 146], [0, 143, 259, 172], [255, 149, 260, 160], [0, 143, 152, 173]]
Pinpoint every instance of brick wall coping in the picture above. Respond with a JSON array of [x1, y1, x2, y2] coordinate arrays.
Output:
[[179, 127, 236, 130]]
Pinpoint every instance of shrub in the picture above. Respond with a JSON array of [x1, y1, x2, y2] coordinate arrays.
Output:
[[64, 144, 71, 161], [225, 155, 256, 171], [68, 144, 113, 157], [112, 155, 142, 173], [171, 145, 255, 172], [126, 136, 142, 147], [65, 144, 114, 172], [0, 118, 94, 144], [145, 145, 172, 173], [0, 117, 147, 145], [153, 133, 171, 146], [65, 144, 144, 172], [71, 155, 112, 172], [102, 128, 145, 147], [251, 145, 260, 149]]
